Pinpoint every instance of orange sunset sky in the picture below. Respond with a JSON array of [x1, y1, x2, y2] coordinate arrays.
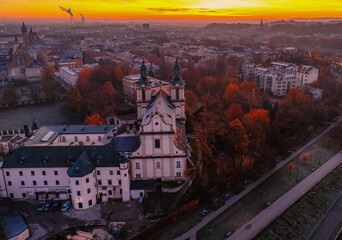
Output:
[[2, 0, 342, 20]]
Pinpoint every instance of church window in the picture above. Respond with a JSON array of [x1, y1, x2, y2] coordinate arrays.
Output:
[[142, 90, 145, 101], [18, 57, 24, 67], [155, 139, 160, 148], [176, 161, 181, 168], [176, 88, 179, 100]]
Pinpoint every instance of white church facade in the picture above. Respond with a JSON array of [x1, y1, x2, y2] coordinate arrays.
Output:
[[0, 59, 188, 210]]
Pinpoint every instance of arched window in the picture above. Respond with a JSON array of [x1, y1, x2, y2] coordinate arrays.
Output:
[[18, 57, 24, 67], [98, 136, 102, 141], [86, 136, 90, 142], [156, 162, 161, 168], [61, 136, 66, 142], [74, 136, 78, 142]]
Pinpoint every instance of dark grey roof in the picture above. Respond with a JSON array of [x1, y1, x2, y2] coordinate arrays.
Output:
[[113, 136, 140, 152], [67, 151, 94, 177], [0, 199, 28, 240], [24, 125, 115, 145], [2, 142, 121, 171], [0, 64, 8, 70], [131, 179, 157, 190]]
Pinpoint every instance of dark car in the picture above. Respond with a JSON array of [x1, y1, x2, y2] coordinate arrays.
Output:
[[52, 201, 60, 211], [37, 201, 46, 211], [43, 202, 51, 211], [223, 193, 231, 200], [200, 209, 209, 216], [242, 180, 250, 186]]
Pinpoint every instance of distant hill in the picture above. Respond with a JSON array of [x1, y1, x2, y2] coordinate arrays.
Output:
[[203, 23, 254, 31]]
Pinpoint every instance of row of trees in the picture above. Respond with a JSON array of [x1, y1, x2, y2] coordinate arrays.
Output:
[[66, 65, 123, 119], [182, 55, 341, 187]]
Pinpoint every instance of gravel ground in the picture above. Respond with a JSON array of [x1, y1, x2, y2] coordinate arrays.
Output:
[[13, 198, 152, 240]]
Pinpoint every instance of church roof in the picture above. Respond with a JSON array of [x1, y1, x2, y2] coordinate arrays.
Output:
[[142, 90, 176, 127], [113, 136, 140, 152]]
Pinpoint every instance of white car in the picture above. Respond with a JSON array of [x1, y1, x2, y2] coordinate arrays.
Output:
[[61, 201, 71, 212]]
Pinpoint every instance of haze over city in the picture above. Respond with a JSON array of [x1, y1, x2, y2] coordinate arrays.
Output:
[[0, 1, 342, 240]]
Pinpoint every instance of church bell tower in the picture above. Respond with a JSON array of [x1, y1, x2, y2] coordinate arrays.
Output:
[[170, 58, 186, 121], [136, 58, 152, 120]]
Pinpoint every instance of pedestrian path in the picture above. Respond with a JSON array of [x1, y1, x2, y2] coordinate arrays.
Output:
[[229, 151, 342, 240]]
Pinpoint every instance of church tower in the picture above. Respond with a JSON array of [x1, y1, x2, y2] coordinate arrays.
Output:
[[170, 58, 186, 121], [136, 58, 152, 120], [21, 23, 27, 37]]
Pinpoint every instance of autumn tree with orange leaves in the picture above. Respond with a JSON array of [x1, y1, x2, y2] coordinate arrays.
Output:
[[223, 82, 241, 105], [227, 103, 244, 121], [41, 64, 58, 100], [84, 114, 104, 125], [67, 66, 121, 119], [226, 119, 249, 169]]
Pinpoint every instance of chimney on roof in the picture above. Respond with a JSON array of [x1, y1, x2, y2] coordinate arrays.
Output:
[[126, 124, 130, 134], [23, 125, 32, 138]]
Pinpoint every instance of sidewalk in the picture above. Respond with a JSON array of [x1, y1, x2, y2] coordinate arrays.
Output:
[[229, 151, 342, 240], [175, 117, 342, 240]]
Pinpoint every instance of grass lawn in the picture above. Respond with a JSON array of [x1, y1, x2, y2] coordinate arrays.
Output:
[[195, 126, 342, 240], [145, 191, 180, 218], [255, 165, 342, 240]]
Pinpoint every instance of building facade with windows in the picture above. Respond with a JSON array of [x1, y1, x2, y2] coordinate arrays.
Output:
[[242, 62, 319, 96], [0, 60, 188, 210]]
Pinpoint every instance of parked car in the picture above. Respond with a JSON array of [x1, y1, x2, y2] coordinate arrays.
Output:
[[61, 201, 71, 212], [138, 196, 144, 204], [265, 201, 272, 207], [37, 201, 46, 211], [52, 201, 60, 211], [43, 202, 51, 211], [242, 180, 250, 186], [226, 231, 233, 237], [200, 209, 209, 216], [223, 193, 231, 200]]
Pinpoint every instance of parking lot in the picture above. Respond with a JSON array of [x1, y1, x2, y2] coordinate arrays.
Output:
[[14, 198, 153, 239]]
